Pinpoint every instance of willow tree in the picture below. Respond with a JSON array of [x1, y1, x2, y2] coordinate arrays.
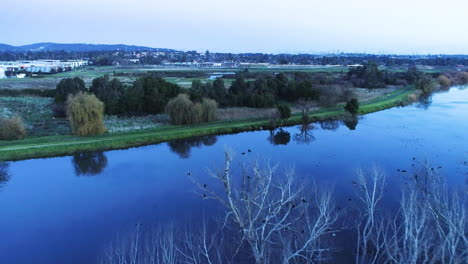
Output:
[[67, 92, 106, 136], [165, 94, 217, 125]]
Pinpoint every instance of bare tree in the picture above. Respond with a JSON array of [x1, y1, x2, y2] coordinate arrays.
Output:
[[297, 98, 314, 122], [354, 164, 467, 264], [189, 149, 338, 264], [354, 167, 387, 264]]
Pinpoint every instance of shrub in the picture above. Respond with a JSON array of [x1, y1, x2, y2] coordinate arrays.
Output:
[[344, 98, 359, 115], [415, 75, 435, 93], [165, 94, 194, 125], [165, 94, 218, 125], [0, 116, 27, 140], [67, 92, 106, 136], [201, 98, 218, 122], [437, 75, 451, 87], [55, 77, 86, 103], [277, 104, 291, 119], [459, 72, 468, 84]]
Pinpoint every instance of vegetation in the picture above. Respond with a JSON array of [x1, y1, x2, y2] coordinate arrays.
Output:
[[55, 77, 87, 103], [67, 92, 106, 136], [437, 75, 451, 87], [459, 72, 468, 84], [165, 94, 218, 125], [90, 75, 125, 115], [344, 98, 360, 114], [0, 116, 27, 140], [277, 104, 291, 119], [415, 74, 435, 93], [98, 152, 466, 264], [0, 87, 414, 161]]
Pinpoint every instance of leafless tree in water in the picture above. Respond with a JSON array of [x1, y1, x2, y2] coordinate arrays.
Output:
[[189, 149, 339, 264], [354, 163, 467, 264]]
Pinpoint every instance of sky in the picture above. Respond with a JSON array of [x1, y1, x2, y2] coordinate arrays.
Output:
[[2, 0, 468, 54]]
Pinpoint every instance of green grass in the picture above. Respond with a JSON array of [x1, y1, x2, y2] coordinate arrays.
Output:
[[0, 87, 415, 161]]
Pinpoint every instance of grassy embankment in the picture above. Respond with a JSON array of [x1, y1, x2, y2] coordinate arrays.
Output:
[[0, 87, 415, 161]]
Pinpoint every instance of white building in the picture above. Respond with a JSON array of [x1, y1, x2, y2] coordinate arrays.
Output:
[[0, 67, 5, 79]]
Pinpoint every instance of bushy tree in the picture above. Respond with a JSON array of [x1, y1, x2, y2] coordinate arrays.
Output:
[[459, 72, 468, 84], [0, 116, 27, 140], [55, 77, 86, 103], [136, 76, 179, 114], [344, 98, 360, 115], [277, 104, 291, 119], [165, 94, 218, 125], [347, 62, 385, 88], [201, 98, 218, 122], [437, 75, 451, 87], [67, 92, 106, 136], [415, 74, 435, 93], [90, 75, 125, 115]]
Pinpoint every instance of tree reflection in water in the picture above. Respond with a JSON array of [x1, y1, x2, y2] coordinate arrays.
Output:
[[73, 152, 108, 176], [319, 119, 341, 131], [168, 136, 217, 159], [294, 123, 316, 144], [416, 93, 433, 110], [268, 128, 291, 145], [0, 162, 10, 188], [343, 115, 359, 130]]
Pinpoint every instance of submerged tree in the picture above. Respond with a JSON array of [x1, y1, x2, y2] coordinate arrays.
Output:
[[189, 149, 339, 263]]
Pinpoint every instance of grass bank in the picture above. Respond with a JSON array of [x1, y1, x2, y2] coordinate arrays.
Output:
[[0, 87, 415, 161]]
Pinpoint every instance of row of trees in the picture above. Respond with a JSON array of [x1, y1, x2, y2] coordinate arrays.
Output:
[[55, 75, 181, 116]]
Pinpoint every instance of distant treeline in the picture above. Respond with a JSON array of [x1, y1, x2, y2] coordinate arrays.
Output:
[[1, 49, 468, 67]]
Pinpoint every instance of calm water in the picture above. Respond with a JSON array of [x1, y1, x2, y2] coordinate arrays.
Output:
[[0, 87, 467, 264]]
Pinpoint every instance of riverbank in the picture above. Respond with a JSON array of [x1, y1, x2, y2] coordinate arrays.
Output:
[[0, 87, 415, 161]]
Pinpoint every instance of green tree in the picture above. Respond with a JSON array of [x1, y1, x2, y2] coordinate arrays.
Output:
[[201, 98, 218, 122], [55, 77, 86, 103], [67, 92, 106, 136], [90, 75, 125, 115], [277, 104, 291, 120], [344, 98, 360, 115]]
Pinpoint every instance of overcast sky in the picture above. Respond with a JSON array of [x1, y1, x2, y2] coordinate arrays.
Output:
[[2, 0, 467, 54]]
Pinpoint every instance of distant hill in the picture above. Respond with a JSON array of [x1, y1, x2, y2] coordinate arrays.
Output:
[[0, 42, 175, 52]]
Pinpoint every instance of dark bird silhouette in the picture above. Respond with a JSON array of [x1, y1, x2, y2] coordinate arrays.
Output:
[[248, 149, 252, 152], [241, 152, 246, 155], [301, 198, 307, 203], [187, 172, 191, 176], [203, 184, 207, 188], [348, 198, 352, 201], [402, 170, 407, 173]]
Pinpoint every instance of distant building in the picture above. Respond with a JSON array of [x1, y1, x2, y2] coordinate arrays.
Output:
[[0, 67, 5, 79], [0, 60, 88, 76]]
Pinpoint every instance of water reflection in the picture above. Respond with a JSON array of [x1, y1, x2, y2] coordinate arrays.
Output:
[[416, 93, 433, 110], [343, 115, 359, 130], [294, 123, 316, 144], [0, 162, 10, 187], [319, 119, 341, 131], [268, 128, 291, 145], [167, 135, 217, 158], [72, 152, 108, 176]]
